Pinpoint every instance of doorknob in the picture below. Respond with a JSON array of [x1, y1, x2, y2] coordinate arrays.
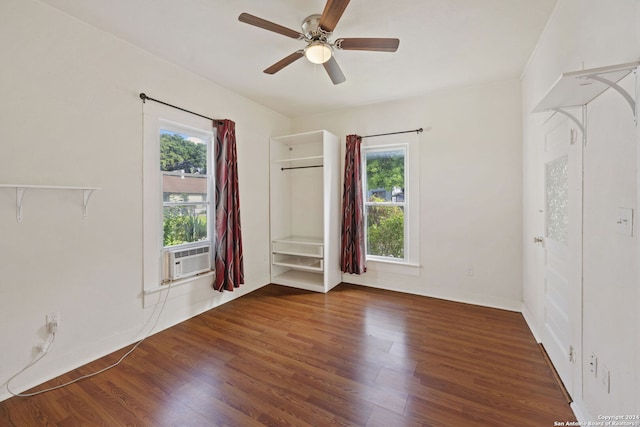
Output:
[[533, 236, 544, 245]]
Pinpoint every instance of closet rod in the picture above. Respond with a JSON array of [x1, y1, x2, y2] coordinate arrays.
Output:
[[281, 165, 324, 171], [139, 93, 224, 125], [360, 128, 423, 139]]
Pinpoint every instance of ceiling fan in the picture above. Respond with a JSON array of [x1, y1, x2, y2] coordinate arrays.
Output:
[[238, 0, 400, 85]]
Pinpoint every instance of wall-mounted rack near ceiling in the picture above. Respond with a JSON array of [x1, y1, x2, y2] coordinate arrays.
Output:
[[0, 184, 101, 222], [533, 60, 640, 137]]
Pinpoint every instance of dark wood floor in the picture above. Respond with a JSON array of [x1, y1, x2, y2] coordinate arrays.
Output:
[[0, 283, 575, 426]]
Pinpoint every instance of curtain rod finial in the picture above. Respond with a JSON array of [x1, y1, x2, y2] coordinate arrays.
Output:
[[139, 93, 147, 102]]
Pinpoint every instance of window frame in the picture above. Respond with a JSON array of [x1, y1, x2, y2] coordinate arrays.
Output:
[[143, 102, 215, 294], [362, 144, 408, 262], [158, 121, 214, 251], [361, 137, 419, 268]]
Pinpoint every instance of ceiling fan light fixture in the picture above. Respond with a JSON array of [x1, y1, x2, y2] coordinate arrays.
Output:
[[304, 41, 332, 64]]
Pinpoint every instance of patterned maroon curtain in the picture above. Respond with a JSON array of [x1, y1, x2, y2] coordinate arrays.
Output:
[[341, 134, 367, 274], [214, 120, 244, 291]]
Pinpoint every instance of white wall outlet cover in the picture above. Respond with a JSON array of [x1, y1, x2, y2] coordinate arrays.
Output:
[[615, 207, 633, 236], [600, 363, 611, 393]]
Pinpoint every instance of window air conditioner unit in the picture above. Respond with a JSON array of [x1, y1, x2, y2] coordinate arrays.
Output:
[[167, 245, 211, 280]]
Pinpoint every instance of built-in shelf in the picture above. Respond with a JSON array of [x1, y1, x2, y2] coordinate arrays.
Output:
[[0, 184, 101, 222], [272, 236, 324, 272], [271, 270, 325, 290], [271, 155, 323, 164], [273, 236, 323, 253], [272, 255, 323, 272], [533, 60, 640, 133]]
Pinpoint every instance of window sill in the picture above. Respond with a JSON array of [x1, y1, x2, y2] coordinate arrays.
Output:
[[366, 257, 419, 267], [144, 270, 215, 295], [356, 259, 421, 277]]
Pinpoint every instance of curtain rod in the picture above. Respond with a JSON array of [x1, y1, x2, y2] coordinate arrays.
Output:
[[139, 93, 224, 125], [360, 128, 423, 139]]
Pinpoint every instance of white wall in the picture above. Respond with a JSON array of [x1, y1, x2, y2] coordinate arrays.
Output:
[[292, 79, 524, 311], [522, 0, 640, 419], [0, 0, 290, 402]]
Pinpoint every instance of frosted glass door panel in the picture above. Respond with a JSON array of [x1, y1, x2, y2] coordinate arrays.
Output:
[[545, 155, 569, 246]]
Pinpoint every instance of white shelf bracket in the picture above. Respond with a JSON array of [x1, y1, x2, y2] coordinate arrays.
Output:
[[83, 189, 96, 219], [586, 73, 637, 122], [552, 107, 585, 135], [16, 187, 25, 223]]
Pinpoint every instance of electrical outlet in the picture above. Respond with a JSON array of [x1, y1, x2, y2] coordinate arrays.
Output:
[[46, 312, 60, 333], [589, 353, 597, 376]]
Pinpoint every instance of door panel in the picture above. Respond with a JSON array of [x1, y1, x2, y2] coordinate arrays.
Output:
[[540, 114, 582, 399]]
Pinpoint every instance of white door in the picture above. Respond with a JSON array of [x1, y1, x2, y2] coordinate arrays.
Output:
[[538, 112, 582, 399]]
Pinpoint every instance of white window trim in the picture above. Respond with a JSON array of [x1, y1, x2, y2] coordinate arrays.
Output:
[[142, 102, 215, 296], [363, 144, 408, 262], [362, 138, 420, 268]]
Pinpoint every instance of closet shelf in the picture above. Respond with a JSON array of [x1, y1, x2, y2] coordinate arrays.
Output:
[[272, 155, 323, 164], [0, 184, 101, 222], [271, 270, 325, 288], [272, 249, 323, 258], [533, 60, 640, 131], [272, 255, 323, 272], [273, 236, 323, 245], [272, 237, 324, 259]]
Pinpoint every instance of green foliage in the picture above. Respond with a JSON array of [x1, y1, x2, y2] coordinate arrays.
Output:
[[160, 132, 207, 173], [365, 150, 406, 259], [163, 207, 207, 247], [366, 151, 404, 194], [367, 198, 404, 259]]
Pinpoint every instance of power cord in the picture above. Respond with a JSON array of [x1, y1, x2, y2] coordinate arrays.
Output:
[[6, 283, 173, 397]]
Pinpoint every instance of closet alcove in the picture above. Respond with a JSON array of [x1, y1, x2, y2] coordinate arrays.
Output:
[[269, 130, 341, 292]]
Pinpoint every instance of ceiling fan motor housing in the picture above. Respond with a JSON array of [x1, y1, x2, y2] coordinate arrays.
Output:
[[302, 14, 330, 41]]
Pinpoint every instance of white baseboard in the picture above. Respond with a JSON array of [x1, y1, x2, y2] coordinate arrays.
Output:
[[342, 277, 522, 312], [571, 400, 593, 425], [520, 302, 542, 343]]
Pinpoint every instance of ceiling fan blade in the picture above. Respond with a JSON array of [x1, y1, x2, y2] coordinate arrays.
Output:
[[335, 38, 400, 52], [323, 56, 346, 85], [319, 0, 350, 33], [264, 51, 305, 74], [238, 13, 303, 39]]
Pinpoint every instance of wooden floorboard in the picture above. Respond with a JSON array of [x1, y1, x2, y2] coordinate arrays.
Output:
[[0, 283, 576, 426]]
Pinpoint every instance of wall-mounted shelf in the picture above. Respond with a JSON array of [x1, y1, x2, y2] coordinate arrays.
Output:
[[0, 184, 101, 222], [533, 60, 640, 134]]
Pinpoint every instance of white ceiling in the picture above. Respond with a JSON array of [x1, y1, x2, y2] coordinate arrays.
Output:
[[39, 0, 558, 118]]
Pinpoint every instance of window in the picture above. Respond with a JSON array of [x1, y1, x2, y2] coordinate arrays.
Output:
[[363, 145, 407, 261], [143, 102, 215, 294], [160, 127, 212, 249]]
